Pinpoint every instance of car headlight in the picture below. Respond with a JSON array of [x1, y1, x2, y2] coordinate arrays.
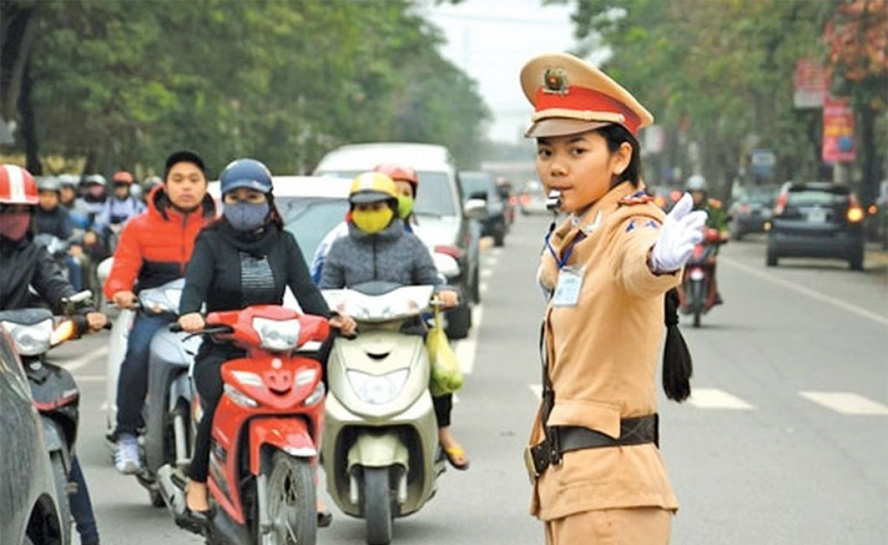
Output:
[[347, 369, 409, 405], [253, 317, 301, 352], [2, 319, 52, 356]]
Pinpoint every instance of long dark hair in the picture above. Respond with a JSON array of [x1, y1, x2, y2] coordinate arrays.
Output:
[[662, 287, 693, 402], [596, 124, 644, 189]]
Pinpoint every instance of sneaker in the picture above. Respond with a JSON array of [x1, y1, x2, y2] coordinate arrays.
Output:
[[115, 433, 142, 475]]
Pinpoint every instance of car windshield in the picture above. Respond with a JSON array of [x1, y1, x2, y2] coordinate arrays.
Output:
[[739, 186, 778, 205], [315, 169, 456, 217], [787, 188, 849, 208], [277, 197, 350, 262]]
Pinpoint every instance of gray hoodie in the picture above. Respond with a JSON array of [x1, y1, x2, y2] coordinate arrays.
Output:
[[319, 219, 440, 289]]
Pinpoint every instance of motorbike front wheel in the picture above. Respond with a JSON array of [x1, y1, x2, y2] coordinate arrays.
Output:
[[363, 467, 393, 545], [263, 451, 317, 545], [689, 280, 704, 328]]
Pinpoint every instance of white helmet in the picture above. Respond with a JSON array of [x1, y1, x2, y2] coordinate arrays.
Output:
[[686, 175, 708, 192]]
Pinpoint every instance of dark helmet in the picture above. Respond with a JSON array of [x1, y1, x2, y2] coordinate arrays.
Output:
[[219, 158, 273, 195]]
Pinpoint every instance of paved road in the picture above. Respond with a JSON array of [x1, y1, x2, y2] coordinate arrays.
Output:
[[54, 213, 887, 544]]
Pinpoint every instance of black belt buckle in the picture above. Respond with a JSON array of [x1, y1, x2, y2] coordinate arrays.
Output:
[[525, 442, 551, 483]]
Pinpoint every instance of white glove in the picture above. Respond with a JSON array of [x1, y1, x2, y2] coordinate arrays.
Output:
[[650, 193, 707, 273]]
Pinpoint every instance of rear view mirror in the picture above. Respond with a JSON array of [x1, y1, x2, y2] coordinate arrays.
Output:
[[464, 198, 488, 221], [432, 253, 460, 278]]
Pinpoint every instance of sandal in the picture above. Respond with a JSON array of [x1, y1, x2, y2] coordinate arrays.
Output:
[[443, 444, 470, 471]]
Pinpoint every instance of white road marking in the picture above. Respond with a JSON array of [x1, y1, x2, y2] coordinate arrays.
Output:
[[687, 388, 754, 410], [454, 304, 483, 374], [721, 256, 888, 327], [529, 384, 542, 400], [492, 247, 503, 257], [486, 256, 499, 267], [800, 391, 888, 415], [480, 268, 493, 279], [479, 282, 489, 295], [58, 346, 109, 372]]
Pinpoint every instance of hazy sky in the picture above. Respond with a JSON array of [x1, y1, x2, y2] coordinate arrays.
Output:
[[421, 0, 577, 144]]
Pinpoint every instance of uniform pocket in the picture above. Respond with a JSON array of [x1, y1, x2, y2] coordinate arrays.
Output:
[[556, 447, 618, 488]]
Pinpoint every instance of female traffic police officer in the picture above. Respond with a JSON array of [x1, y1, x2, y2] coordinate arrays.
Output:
[[520, 53, 707, 544]]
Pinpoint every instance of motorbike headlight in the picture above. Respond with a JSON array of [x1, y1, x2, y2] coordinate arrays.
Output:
[[139, 291, 175, 314], [347, 369, 409, 405], [164, 288, 183, 310], [1, 319, 53, 356], [252, 318, 301, 352], [303, 381, 326, 406], [224, 383, 259, 408]]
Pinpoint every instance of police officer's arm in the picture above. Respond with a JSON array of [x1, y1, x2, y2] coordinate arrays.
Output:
[[616, 216, 681, 298], [284, 232, 331, 318]]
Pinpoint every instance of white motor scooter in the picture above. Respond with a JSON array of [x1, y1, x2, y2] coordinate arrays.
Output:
[[320, 281, 449, 545]]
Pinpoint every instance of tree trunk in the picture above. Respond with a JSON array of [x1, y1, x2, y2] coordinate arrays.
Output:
[[0, 4, 37, 122], [18, 60, 41, 175], [858, 106, 879, 205]]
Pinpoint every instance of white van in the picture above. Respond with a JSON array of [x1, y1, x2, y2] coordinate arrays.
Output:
[[313, 142, 483, 339]]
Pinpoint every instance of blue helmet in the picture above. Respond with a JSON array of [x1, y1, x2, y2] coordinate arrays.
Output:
[[219, 158, 273, 195]]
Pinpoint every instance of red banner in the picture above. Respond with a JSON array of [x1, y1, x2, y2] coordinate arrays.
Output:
[[794, 58, 828, 109], [822, 96, 856, 163]]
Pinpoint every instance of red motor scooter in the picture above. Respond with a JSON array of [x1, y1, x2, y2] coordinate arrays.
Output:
[[678, 227, 726, 328], [157, 305, 330, 545]]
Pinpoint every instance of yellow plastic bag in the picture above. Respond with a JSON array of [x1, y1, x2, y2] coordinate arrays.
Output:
[[427, 305, 464, 396]]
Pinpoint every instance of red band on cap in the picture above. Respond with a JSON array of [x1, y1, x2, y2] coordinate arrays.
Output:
[[535, 86, 641, 135]]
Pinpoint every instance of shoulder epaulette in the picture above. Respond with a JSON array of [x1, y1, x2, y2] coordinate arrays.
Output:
[[618, 191, 655, 207]]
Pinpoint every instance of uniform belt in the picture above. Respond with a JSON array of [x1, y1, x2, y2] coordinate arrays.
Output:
[[525, 414, 659, 481]]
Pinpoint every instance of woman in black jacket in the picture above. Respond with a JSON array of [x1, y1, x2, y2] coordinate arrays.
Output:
[[177, 158, 355, 521]]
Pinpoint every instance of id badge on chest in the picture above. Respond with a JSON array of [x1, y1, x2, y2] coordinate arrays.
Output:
[[551, 266, 584, 307]]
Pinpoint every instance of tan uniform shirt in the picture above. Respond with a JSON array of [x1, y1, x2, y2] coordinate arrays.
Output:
[[529, 181, 680, 521]]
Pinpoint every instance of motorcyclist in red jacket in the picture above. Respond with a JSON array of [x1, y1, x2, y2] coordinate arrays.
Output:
[[104, 150, 216, 474]]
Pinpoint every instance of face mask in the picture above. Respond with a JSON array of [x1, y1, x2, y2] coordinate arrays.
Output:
[[352, 207, 394, 234], [223, 201, 269, 232], [0, 212, 32, 241], [397, 194, 414, 219]]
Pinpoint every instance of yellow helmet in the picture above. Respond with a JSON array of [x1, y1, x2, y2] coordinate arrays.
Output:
[[348, 172, 398, 204]]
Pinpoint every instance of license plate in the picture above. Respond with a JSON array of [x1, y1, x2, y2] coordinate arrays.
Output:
[[808, 208, 827, 223]]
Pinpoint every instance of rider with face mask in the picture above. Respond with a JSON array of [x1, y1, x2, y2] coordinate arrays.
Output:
[[310, 163, 428, 284], [0, 164, 107, 545], [319, 172, 470, 470], [177, 158, 356, 520]]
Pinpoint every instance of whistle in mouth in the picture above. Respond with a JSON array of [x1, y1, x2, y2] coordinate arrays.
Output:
[[546, 190, 562, 211]]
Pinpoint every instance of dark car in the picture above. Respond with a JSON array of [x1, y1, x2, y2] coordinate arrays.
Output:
[[729, 184, 779, 240], [0, 325, 65, 545], [459, 171, 508, 247], [766, 182, 866, 270]]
